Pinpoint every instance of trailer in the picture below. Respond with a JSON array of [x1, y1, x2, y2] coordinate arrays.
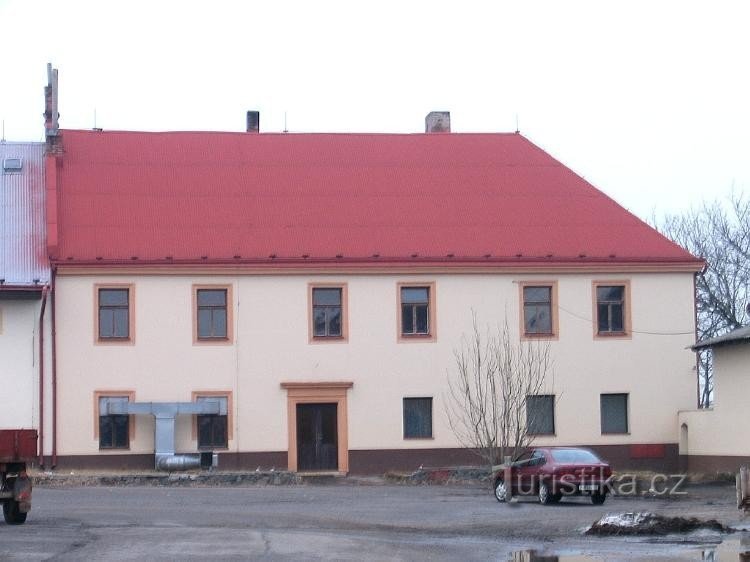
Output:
[[0, 430, 36, 525]]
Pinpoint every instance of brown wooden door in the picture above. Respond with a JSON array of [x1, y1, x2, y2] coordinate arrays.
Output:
[[297, 403, 338, 471]]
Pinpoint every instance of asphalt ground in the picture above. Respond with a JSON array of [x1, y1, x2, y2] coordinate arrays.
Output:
[[0, 483, 746, 561]]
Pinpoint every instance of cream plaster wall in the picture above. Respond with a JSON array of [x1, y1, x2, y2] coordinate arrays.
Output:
[[0, 298, 52, 441], [678, 345, 750, 456], [54, 271, 697, 458]]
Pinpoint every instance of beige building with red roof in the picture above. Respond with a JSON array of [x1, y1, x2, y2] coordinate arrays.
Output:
[[43, 111, 703, 473]]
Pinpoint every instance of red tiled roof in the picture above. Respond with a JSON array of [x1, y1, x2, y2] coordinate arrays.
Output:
[[51, 129, 700, 267]]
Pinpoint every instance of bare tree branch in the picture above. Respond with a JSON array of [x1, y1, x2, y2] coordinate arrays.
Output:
[[656, 191, 749, 406], [446, 311, 555, 468]]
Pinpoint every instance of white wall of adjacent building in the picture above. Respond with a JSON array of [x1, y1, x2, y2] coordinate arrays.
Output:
[[53, 270, 697, 458], [0, 298, 52, 441], [679, 345, 750, 457]]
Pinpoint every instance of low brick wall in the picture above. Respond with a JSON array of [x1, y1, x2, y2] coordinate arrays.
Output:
[[33, 471, 300, 488]]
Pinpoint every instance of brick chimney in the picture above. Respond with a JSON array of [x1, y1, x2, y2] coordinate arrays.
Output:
[[44, 63, 60, 138], [425, 111, 450, 133], [246, 111, 260, 133]]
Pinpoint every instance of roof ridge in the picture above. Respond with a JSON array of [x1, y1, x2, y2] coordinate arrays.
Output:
[[60, 129, 521, 137]]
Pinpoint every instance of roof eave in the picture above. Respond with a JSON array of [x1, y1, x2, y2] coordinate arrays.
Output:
[[51, 256, 705, 274]]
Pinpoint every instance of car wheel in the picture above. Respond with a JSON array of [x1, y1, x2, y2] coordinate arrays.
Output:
[[538, 482, 554, 505], [591, 491, 606, 505], [494, 478, 508, 503]]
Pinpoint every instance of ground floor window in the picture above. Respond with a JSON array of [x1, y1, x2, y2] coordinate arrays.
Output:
[[196, 396, 229, 449], [98, 396, 130, 449], [526, 394, 555, 435], [403, 397, 433, 439], [600, 393, 629, 434]]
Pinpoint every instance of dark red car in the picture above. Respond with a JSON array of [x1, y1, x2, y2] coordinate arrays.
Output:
[[492, 447, 612, 505]]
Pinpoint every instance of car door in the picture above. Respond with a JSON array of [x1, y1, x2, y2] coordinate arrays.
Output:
[[518, 450, 549, 493], [512, 451, 536, 494]]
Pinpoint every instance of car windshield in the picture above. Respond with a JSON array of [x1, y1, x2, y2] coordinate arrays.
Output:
[[550, 449, 600, 463]]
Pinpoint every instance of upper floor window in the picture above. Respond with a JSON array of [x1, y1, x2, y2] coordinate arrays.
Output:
[[194, 286, 232, 343], [312, 287, 343, 338], [521, 283, 557, 337], [594, 282, 630, 337], [97, 286, 133, 342], [399, 283, 435, 341]]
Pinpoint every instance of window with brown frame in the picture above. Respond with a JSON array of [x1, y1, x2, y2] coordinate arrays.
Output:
[[400, 286, 431, 336], [196, 289, 228, 340], [98, 396, 130, 449], [98, 288, 130, 340], [523, 286, 553, 336], [312, 287, 343, 338], [596, 285, 626, 335], [196, 396, 228, 449]]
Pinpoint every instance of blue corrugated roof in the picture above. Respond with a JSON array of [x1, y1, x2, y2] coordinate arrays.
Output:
[[0, 142, 49, 285]]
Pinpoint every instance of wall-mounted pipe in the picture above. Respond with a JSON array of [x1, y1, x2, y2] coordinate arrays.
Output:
[[51, 267, 58, 467], [37, 286, 48, 468], [156, 454, 201, 471]]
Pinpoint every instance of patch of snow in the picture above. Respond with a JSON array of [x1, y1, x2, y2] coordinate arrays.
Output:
[[596, 512, 656, 528]]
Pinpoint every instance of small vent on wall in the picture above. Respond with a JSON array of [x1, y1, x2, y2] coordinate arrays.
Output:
[[3, 157, 22, 173]]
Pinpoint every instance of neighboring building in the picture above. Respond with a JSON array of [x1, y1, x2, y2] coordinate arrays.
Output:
[[679, 326, 750, 473], [0, 141, 51, 465], [44, 115, 703, 473]]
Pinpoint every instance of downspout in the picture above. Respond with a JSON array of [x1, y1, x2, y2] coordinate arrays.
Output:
[[693, 271, 700, 408], [51, 267, 58, 467], [37, 286, 49, 468]]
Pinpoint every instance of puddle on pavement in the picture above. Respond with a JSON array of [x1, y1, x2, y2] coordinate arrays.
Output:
[[509, 532, 750, 561]]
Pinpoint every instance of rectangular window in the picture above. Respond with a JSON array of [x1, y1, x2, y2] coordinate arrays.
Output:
[[596, 284, 626, 335], [2, 157, 22, 173], [400, 285, 433, 337], [312, 288, 343, 337], [526, 395, 555, 435], [601, 393, 629, 434], [98, 396, 130, 449], [403, 397, 433, 439], [523, 286, 553, 335], [196, 288, 228, 340], [196, 396, 229, 449], [98, 288, 130, 340]]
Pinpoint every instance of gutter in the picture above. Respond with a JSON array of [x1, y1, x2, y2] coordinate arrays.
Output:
[[49, 255, 706, 267], [0, 285, 45, 292], [37, 286, 49, 467]]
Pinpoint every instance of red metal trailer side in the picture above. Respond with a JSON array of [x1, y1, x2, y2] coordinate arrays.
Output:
[[0, 430, 37, 525]]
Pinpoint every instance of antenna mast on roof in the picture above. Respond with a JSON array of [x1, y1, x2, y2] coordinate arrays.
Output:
[[515, 113, 520, 133], [283, 111, 288, 133], [93, 108, 102, 132], [1, 120, 5, 142]]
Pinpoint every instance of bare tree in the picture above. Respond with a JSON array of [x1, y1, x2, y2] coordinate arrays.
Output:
[[446, 313, 554, 468], [658, 191, 749, 406]]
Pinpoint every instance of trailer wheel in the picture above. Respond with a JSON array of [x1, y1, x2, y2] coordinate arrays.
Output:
[[3, 499, 27, 525]]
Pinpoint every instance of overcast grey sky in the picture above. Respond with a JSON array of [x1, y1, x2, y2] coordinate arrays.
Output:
[[1, 0, 748, 221]]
